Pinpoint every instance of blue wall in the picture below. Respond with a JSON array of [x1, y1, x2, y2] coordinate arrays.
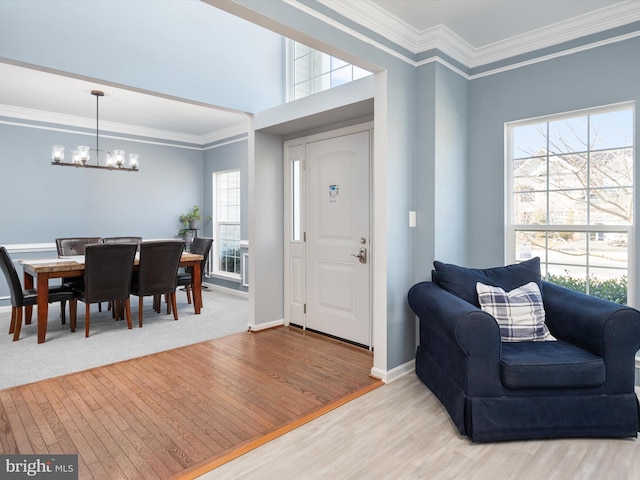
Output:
[[3, 0, 638, 372], [467, 36, 640, 308], [0, 122, 204, 243], [0, 0, 284, 113]]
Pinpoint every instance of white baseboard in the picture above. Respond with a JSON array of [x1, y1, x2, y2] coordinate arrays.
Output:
[[201, 282, 248, 298], [247, 319, 285, 332], [371, 358, 415, 384]]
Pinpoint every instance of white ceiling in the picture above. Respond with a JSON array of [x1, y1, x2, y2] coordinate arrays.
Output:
[[1, 0, 636, 141], [367, 0, 625, 48], [0, 62, 249, 145]]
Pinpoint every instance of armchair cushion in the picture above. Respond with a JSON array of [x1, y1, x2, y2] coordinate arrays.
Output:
[[433, 257, 542, 307], [476, 281, 554, 342], [501, 341, 606, 389]]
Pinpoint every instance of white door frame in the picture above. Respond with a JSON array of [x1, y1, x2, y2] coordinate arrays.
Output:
[[284, 122, 374, 348]]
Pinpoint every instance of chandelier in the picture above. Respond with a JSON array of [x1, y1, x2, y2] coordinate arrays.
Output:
[[51, 90, 139, 172]]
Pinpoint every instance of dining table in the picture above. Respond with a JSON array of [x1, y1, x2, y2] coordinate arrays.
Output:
[[21, 252, 204, 343]]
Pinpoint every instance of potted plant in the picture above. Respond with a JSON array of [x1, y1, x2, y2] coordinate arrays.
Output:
[[180, 205, 201, 230]]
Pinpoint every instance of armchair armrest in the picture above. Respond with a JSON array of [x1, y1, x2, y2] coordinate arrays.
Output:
[[408, 282, 502, 396], [542, 281, 640, 392]]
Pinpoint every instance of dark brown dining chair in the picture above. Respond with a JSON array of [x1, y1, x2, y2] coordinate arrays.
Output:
[[100, 237, 142, 249], [55, 237, 102, 256], [55, 236, 102, 320], [0, 246, 74, 341], [100, 238, 142, 317], [130, 240, 185, 327], [176, 237, 213, 305], [69, 243, 137, 337]]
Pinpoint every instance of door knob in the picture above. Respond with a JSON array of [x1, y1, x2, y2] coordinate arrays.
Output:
[[351, 247, 367, 264]]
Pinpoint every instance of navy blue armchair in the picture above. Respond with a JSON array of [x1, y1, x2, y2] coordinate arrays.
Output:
[[408, 258, 640, 442]]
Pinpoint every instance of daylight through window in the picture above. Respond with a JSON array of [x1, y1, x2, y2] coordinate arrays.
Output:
[[507, 104, 634, 304], [213, 170, 241, 278], [289, 41, 371, 101]]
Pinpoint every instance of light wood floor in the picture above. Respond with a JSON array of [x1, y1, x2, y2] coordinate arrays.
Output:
[[0, 326, 379, 480], [206, 375, 640, 480]]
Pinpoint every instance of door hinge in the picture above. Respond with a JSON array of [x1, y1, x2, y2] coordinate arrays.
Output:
[[303, 303, 306, 314], [303, 231, 306, 242]]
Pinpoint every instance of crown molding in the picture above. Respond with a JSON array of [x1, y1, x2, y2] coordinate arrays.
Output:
[[316, 0, 640, 69], [470, 1, 640, 68], [319, 0, 474, 65], [0, 104, 247, 146], [202, 121, 249, 145]]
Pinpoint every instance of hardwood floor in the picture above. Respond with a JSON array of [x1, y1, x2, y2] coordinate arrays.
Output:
[[0, 326, 380, 480]]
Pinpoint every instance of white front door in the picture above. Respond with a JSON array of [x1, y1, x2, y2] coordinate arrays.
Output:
[[304, 130, 371, 346]]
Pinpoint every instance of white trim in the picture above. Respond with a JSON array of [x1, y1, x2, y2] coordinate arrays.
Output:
[[202, 134, 248, 151], [202, 122, 250, 146], [0, 117, 204, 151], [282, 0, 416, 69], [2, 243, 56, 253], [242, 252, 249, 288], [505, 102, 635, 305], [287, 0, 640, 83], [315, 0, 640, 70], [283, 122, 375, 347], [319, 0, 474, 66], [470, 1, 640, 68], [470, 29, 640, 80], [417, 55, 471, 81], [248, 319, 285, 332], [0, 104, 250, 147], [371, 359, 414, 384], [201, 282, 249, 298]]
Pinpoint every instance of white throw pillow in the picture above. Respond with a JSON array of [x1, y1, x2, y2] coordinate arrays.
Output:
[[476, 281, 556, 342]]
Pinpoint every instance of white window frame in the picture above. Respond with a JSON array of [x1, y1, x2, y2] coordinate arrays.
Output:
[[505, 102, 636, 306], [212, 169, 241, 280], [286, 39, 372, 102]]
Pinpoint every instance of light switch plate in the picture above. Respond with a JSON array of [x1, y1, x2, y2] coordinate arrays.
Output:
[[409, 211, 416, 227]]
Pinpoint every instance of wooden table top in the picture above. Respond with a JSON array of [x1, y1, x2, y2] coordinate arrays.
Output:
[[21, 252, 204, 273]]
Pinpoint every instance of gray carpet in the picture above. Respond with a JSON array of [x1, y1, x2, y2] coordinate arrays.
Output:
[[0, 286, 249, 389]]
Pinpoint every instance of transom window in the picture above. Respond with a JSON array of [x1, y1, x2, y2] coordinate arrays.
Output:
[[506, 103, 634, 305], [213, 169, 241, 278], [288, 40, 371, 101]]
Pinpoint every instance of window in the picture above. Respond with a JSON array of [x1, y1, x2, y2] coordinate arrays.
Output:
[[288, 40, 372, 101], [213, 170, 241, 278], [507, 104, 634, 304]]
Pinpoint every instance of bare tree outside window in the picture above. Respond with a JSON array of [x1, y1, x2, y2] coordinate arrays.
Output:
[[508, 105, 634, 304]]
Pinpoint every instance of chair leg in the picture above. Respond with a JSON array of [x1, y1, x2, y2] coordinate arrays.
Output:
[[70, 300, 77, 332], [9, 307, 16, 334], [85, 303, 91, 337], [170, 292, 178, 320], [185, 285, 192, 305], [124, 299, 133, 330], [12, 307, 23, 341], [60, 300, 67, 325], [165, 293, 170, 314], [139, 296, 144, 328], [25, 305, 33, 325]]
